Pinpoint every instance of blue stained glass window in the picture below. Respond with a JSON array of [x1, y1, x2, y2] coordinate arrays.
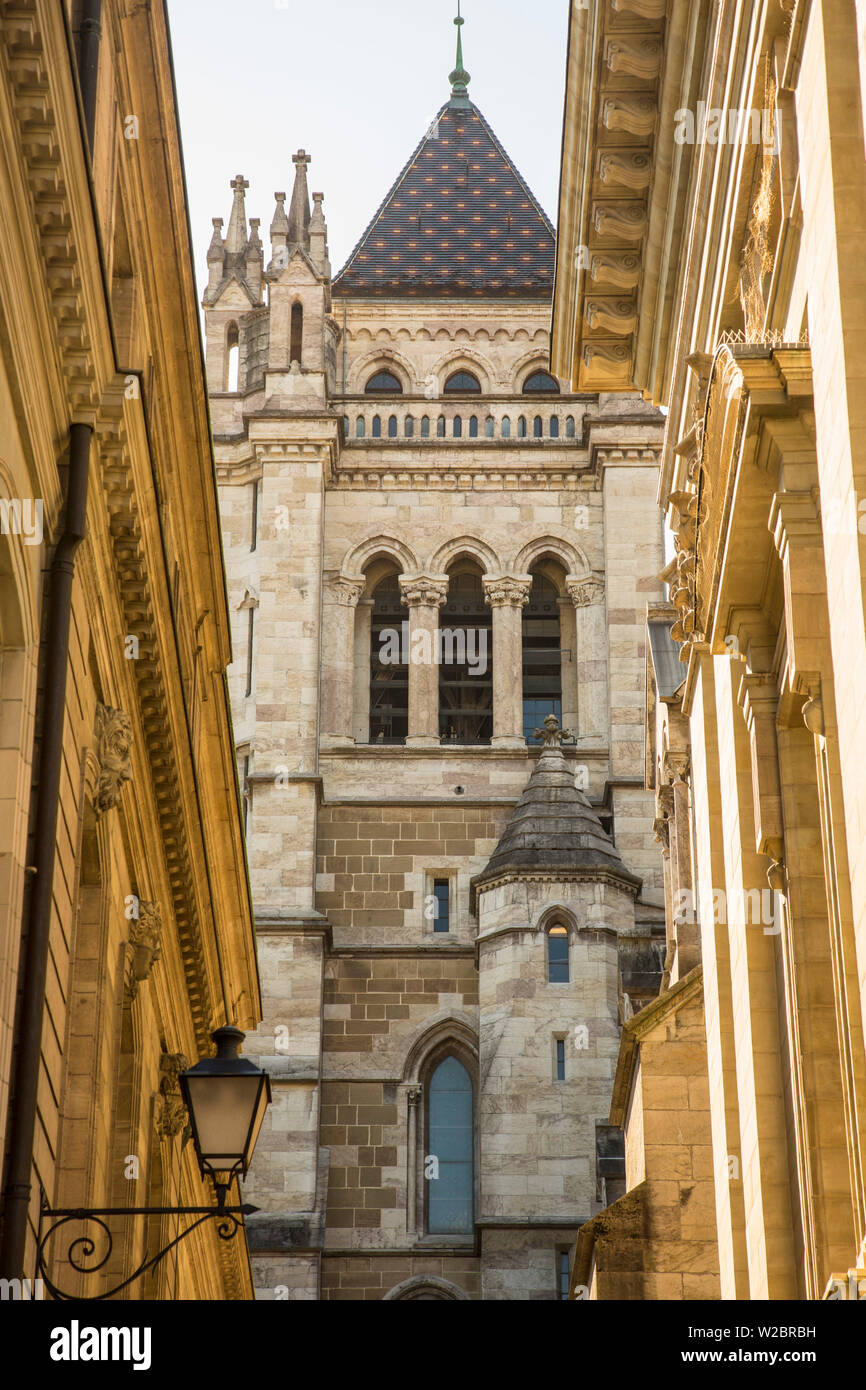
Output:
[[427, 1057, 473, 1234], [548, 926, 569, 983]]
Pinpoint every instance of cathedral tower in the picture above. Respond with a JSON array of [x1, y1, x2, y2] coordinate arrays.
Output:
[[205, 15, 666, 1300]]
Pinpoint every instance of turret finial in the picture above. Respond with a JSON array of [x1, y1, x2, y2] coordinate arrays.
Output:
[[449, 1, 471, 109]]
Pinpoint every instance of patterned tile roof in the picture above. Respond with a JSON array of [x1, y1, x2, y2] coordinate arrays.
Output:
[[334, 101, 556, 298]]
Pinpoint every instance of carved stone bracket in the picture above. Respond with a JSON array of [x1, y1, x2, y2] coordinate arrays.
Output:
[[94, 703, 133, 817], [406, 1086, 422, 1107], [156, 1051, 189, 1139], [127, 901, 163, 1000]]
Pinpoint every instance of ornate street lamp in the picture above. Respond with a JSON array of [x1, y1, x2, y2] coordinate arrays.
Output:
[[37, 1026, 270, 1301]]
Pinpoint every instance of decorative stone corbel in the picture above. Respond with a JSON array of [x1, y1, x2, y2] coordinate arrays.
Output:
[[126, 901, 162, 999], [94, 703, 133, 817], [156, 1051, 189, 1139]]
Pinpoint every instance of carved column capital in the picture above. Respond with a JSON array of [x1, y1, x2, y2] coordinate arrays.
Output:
[[94, 703, 132, 816], [566, 574, 605, 608], [329, 576, 365, 607], [482, 574, 531, 608], [399, 574, 448, 609]]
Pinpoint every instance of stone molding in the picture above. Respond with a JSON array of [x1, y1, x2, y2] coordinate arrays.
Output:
[[481, 575, 531, 608], [566, 575, 605, 608]]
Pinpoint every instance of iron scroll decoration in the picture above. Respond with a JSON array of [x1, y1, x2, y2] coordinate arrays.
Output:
[[36, 1177, 258, 1301]]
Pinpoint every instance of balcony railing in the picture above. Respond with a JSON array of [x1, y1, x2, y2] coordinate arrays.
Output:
[[338, 401, 582, 444]]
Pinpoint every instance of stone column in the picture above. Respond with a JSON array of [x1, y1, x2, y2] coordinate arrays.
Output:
[[567, 574, 608, 746], [321, 576, 363, 747], [352, 598, 374, 744], [482, 574, 531, 748], [399, 573, 448, 747]]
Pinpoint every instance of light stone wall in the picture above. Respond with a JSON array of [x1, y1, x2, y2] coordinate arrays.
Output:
[[209, 172, 666, 1296]]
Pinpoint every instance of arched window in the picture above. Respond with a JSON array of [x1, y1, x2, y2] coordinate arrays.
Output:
[[405, 415, 415, 437], [453, 415, 462, 438], [388, 415, 398, 438], [469, 416, 479, 438], [484, 416, 495, 438], [343, 415, 350, 437], [421, 415, 431, 438], [565, 415, 575, 439], [369, 575, 408, 744], [522, 573, 562, 743], [550, 416, 560, 438], [365, 370, 403, 394], [290, 302, 303, 365], [226, 322, 239, 392], [517, 416, 527, 438], [444, 370, 481, 394], [437, 415, 446, 437], [356, 416, 365, 438], [547, 925, 569, 983], [439, 567, 493, 745], [523, 370, 560, 393], [372, 415, 382, 438], [427, 1057, 473, 1234], [533, 415, 543, 438], [501, 415, 511, 438]]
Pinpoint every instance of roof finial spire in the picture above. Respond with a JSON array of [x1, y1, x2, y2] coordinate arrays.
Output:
[[449, 1, 471, 109]]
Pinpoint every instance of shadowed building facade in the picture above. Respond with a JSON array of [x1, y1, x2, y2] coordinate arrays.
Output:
[[206, 21, 668, 1300], [554, 0, 866, 1301], [0, 0, 259, 1298]]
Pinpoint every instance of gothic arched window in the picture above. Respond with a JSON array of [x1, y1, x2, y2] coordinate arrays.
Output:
[[290, 303, 303, 365], [469, 416, 479, 438], [369, 575, 408, 744], [522, 573, 562, 743], [523, 370, 560, 393], [565, 415, 576, 439], [501, 416, 511, 438], [356, 416, 365, 438], [388, 415, 398, 438], [437, 415, 446, 437], [517, 416, 527, 438], [444, 370, 481, 394], [533, 415, 543, 438], [421, 416, 431, 438], [550, 416, 559, 439], [547, 925, 569, 983], [226, 322, 239, 392], [484, 416, 495, 438], [439, 567, 493, 745], [405, 415, 415, 437], [365, 370, 403, 394], [453, 415, 462, 438], [372, 415, 382, 438], [427, 1057, 473, 1234]]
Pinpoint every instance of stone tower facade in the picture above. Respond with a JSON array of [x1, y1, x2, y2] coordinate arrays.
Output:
[[205, 40, 667, 1300]]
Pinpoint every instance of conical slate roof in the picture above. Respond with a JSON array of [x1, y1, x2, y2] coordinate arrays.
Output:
[[475, 719, 641, 890], [332, 100, 555, 299]]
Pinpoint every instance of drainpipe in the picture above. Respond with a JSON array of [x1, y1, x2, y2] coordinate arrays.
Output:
[[0, 424, 91, 1279], [78, 0, 102, 150]]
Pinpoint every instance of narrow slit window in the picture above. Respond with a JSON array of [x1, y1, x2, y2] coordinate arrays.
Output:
[[245, 608, 255, 698], [550, 416, 560, 438], [559, 1251, 570, 1300], [290, 302, 303, 365], [388, 414, 398, 438], [469, 415, 479, 438], [433, 878, 450, 933], [372, 415, 382, 438], [421, 415, 431, 438], [555, 1038, 566, 1081]]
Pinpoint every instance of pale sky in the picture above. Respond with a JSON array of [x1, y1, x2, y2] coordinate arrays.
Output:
[[167, 0, 569, 295]]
